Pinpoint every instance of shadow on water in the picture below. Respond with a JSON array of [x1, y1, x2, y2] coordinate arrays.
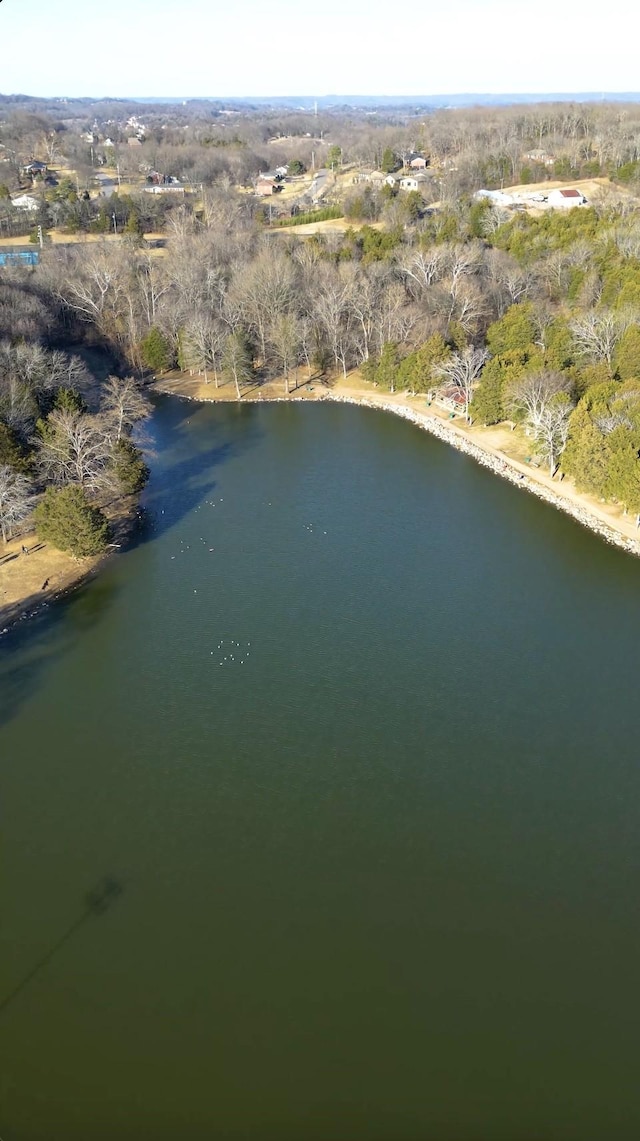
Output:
[[0, 397, 262, 723], [0, 574, 120, 729], [0, 877, 124, 1018], [131, 396, 264, 549]]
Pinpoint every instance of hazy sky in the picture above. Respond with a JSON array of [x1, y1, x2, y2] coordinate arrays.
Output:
[[1, 0, 638, 98]]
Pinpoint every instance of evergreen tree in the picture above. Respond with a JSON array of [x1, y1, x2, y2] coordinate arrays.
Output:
[[470, 361, 505, 425], [562, 404, 612, 497], [376, 342, 401, 392], [111, 439, 149, 494], [614, 325, 640, 381], [486, 304, 536, 357], [397, 334, 450, 392], [34, 486, 110, 557], [140, 327, 171, 373], [0, 421, 30, 472], [53, 387, 88, 415], [381, 148, 398, 174]]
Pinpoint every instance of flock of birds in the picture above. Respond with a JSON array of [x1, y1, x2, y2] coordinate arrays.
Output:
[[162, 494, 329, 668], [212, 639, 252, 667]]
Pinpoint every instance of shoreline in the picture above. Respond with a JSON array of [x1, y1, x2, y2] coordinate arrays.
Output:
[[152, 374, 640, 560], [0, 495, 140, 640], [4, 371, 637, 639]]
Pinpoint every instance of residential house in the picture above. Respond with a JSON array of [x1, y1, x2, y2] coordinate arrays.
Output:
[[525, 149, 555, 167], [409, 155, 428, 170], [255, 176, 280, 196], [11, 194, 39, 211], [399, 174, 430, 192], [21, 160, 47, 179]]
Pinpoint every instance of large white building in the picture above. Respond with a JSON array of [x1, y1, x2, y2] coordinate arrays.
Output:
[[11, 194, 39, 212], [547, 188, 587, 209]]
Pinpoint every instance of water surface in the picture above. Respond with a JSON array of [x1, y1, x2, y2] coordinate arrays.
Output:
[[1, 397, 639, 1140]]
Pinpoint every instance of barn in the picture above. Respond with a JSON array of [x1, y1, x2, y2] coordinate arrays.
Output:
[[547, 188, 587, 209]]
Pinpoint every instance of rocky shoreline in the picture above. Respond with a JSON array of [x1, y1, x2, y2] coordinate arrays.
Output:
[[156, 382, 640, 560], [327, 394, 640, 559]]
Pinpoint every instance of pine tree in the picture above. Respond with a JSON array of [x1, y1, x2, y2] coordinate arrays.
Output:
[[140, 327, 170, 373], [470, 364, 505, 425], [34, 486, 110, 557], [111, 439, 149, 494], [381, 147, 398, 174]]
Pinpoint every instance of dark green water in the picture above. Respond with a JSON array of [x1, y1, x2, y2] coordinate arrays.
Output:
[[2, 397, 640, 1140]]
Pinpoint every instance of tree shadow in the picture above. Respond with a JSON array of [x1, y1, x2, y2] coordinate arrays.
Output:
[[0, 573, 120, 729], [130, 395, 264, 548], [0, 876, 125, 1018]]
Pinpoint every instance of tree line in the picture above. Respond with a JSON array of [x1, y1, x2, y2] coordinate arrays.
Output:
[[0, 339, 151, 554]]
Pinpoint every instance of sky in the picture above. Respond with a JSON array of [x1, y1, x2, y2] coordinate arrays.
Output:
[[0, 0, 638, 99]]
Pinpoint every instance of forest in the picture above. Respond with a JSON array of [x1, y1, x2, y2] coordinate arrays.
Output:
[[2, 98, 640, 555]]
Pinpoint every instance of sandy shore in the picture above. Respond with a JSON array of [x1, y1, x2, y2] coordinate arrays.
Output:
[[153, 371, 640, 560], [0, 497, 139, 638]]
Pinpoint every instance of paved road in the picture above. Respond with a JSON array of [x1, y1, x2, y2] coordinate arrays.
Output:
[[95, 172, 118, 197], [310, 168, 331, 201]]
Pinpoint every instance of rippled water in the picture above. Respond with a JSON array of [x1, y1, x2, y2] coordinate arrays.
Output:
[[1, 396, 639, 1140]]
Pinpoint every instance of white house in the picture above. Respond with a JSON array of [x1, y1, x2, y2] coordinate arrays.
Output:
[[547, 188, 586, 209], [399, 174, 430, 191], [11, 194, 39, 212]]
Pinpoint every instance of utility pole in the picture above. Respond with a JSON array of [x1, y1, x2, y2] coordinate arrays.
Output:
[[112, 212, 117, 234], [37, 225, 43, 249]]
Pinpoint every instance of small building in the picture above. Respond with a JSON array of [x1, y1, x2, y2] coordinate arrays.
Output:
[[409, 155, 428, 169], [11, 194, 39, 212], [366, 170, 391, 185], [255, 177, 280, 196], [21, 160, 47, 177], [142, 184, 185, 195], [525, 149, 554, 167], [547, 187, 586, 209], [474, 188, 514, 206], [127, 137, 142, 148], [399, 174, 430, 192]]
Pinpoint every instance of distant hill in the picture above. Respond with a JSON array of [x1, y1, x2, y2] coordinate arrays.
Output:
[[132, 93, 640, 109]]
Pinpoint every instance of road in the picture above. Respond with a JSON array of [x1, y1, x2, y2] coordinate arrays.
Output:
[[94, 172, 118, 197], [309, 168, 331, 201]]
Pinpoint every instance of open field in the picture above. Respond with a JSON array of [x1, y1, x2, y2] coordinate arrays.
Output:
[[270, 216, 383, 236], [502, 175, 638, 201], [0, 230, 166, 250]]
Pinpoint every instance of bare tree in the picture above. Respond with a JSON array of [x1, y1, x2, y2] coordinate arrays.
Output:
[[269, 314, 301, 395], [34, 409, 113, 491], [222, 330, 253, 399], [570, 310, 631, 366], [0, 465, 33, 543], [534, 396, 573, 474], [507, 371, 574, 472], [100, 375, 152, 441], [433, 346, 489, 420]]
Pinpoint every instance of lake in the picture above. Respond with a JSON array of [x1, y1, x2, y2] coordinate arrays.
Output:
[[1, 396, 639, 1140]]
